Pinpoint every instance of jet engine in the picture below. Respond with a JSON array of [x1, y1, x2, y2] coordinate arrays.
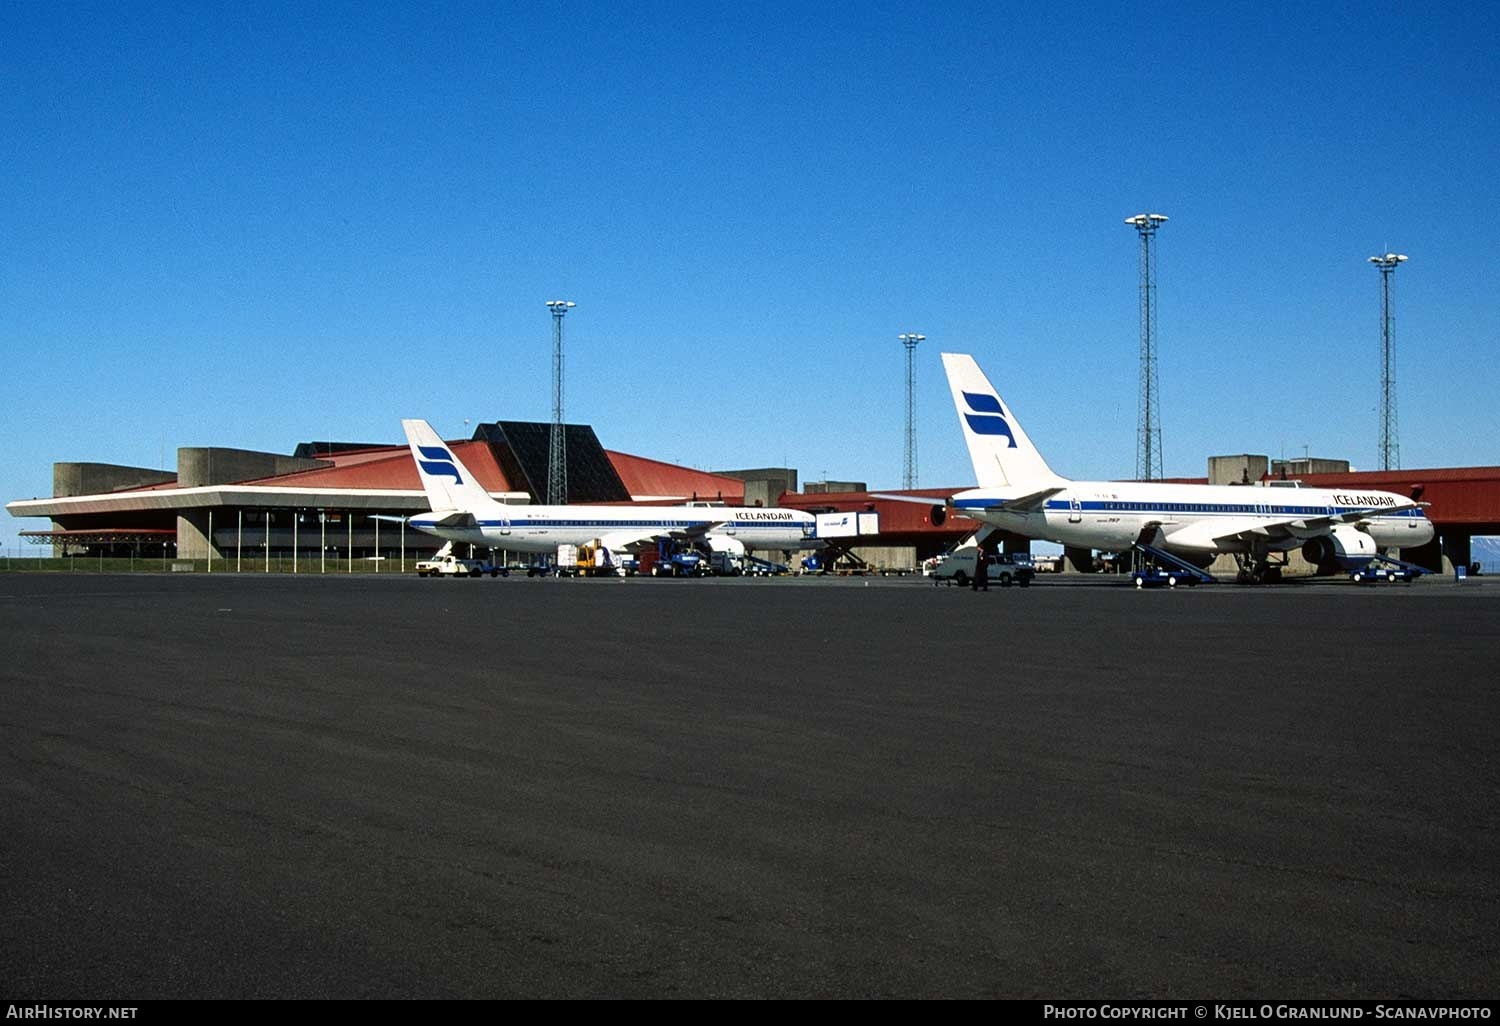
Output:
[[929, 504, 947, 527], [706, 535, 747, 557], [1301, 525, 1377, 573]]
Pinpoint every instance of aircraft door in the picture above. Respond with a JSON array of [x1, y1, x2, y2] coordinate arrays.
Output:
[[1069, 497, 1082, 523], [500, 518, 510, 536]]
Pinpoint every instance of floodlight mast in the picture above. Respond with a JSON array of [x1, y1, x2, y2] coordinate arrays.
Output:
[[545, 300, 575, 504], [1125, 214, 1168, 480], [898, 333, 926, 489], [1367, 253, 1408, 471]]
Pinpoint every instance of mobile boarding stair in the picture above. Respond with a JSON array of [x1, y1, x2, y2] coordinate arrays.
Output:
[[1349, 553, 1432, 584], [1130, 543, 1217, 588], [744, 555, 789, 576]]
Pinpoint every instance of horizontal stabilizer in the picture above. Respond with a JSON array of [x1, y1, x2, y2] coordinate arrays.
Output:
[[995, 486, 1065, 513], [425, 510, 479, 529], [870, 492, 949, 506]]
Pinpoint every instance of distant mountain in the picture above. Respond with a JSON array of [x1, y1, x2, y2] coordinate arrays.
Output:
[[1470, 536, 1500, 573]]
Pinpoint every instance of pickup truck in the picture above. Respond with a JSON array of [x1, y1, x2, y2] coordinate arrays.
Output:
[[415, 554, 505, 578]]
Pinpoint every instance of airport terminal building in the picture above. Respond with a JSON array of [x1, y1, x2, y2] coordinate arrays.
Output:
[[4, 421, 964, 568], [7, 420, 1497, 574]]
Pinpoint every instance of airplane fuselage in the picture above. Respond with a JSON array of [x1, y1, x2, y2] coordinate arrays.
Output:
[[952, 480, 1433, 555], [410, 505, 819, 555]]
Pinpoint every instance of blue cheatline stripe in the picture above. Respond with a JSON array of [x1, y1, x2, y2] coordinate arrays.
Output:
[[955, 499, 1425, 520], [445, 519, 810, 531]]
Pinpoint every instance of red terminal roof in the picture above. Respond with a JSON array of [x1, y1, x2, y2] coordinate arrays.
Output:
[[605, 451, 746, 503], [246, 441, 515, 492]]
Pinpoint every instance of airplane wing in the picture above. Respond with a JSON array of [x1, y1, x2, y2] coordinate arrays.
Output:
[[676, 520, 729, 540], [1160, 517, 1293, 549], [1297, 501, 1429, 530], [872, 486, 1065, 516], [1161, 502, 1430, 549], [596, 531, 660, 553], [596, 522, 728, 554]]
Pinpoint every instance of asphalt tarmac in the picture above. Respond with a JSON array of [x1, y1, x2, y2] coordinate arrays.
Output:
[[2, 572, 1496, 999]]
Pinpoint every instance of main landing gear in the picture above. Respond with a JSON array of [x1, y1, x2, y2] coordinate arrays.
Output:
[[1232, 552, 1286, 585]]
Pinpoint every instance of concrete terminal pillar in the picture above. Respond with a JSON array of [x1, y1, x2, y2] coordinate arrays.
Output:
[[1398, 535, 1445, 573], [1438, 531, 1471, 575], [176, 511, 218, 561], [1063, 546, 1094, 574]]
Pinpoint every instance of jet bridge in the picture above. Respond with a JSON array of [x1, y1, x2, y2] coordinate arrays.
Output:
[[808, 509, 882, 573], [812, 510, 879, 540]]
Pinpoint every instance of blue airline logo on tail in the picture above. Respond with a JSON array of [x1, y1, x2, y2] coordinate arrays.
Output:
[[417, 445, 464, 485], [962, 392, 1016, 447]]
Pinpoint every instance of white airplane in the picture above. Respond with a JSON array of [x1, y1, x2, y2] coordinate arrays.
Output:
[[401, 419, 819, 563], [928, 353, 1434, 583]]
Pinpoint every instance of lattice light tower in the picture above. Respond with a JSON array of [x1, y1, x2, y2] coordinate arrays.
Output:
[[899, 333, 925, 489], [545, 300, 575, 505], [1368, 252, 1408, 471], [1125, 213, 1168, 480]]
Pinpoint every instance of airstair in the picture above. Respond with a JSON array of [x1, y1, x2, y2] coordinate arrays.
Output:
[[1131, 543, 1217, 585]]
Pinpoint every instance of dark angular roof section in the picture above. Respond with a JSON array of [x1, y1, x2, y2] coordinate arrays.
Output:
[[293, 441, 394, 459], [471, 422, 631, 504]]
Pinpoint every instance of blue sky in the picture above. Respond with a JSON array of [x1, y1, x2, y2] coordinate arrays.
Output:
[[4, 2, 1497, 550]]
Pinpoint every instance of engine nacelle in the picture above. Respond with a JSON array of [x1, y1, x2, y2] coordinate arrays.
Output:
[[1178, 550, 1217, 570], [705, 535, 746, 557], [1301, 525, 1377, 573], [929, 504, 947, 527]]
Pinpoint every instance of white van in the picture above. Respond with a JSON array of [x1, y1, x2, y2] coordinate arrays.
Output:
[[925, 547, 1035, 587]]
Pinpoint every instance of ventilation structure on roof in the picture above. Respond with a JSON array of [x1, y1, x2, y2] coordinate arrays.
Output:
[[472, 422, 630, 504]]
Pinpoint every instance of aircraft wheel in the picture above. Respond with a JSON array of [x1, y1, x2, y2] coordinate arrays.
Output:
[[954, 571, 968, 587]]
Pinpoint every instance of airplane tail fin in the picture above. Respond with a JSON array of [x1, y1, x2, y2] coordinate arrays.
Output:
[[401, 419, 500, 514], [940, 353, 1062, 489]]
